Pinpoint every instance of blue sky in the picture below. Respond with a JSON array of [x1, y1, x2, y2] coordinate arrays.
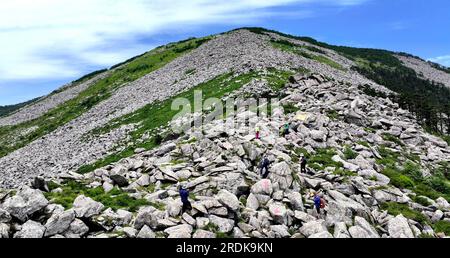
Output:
[[0, 0, 449, 105]]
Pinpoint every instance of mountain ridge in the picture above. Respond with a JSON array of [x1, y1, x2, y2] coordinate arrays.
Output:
[[0, 27, 449, 239]]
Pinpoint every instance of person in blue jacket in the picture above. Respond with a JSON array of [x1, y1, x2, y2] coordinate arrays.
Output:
[[179, 184, 192, 214], [313, 192, 322, 216]]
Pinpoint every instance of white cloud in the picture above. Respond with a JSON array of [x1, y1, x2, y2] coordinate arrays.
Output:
[[428, 55, 450, 67], [0, 0, 369, 82]]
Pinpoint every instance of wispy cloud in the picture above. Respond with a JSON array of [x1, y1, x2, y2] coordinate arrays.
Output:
[[389, 21, 409, 31], [428, 55, 450, 67], [0, 0, 369, 84]]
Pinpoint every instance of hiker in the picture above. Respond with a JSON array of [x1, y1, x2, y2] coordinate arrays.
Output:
[[179, 184, 192, 214], [255, 126, 261, 140], [260, 156, 271, 179], [300, 153, 308, 174], [282, 123, 290, 136], [313, 192, 326, 218]]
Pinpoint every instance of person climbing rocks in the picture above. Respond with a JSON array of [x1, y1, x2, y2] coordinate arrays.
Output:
[[313, 192, 322, 217], [255, 126, 261, 140], [260, 156, 271, 179], [179, 184, 192, 214], [300, 153, 308, 174], [281, 123, 290, 137]]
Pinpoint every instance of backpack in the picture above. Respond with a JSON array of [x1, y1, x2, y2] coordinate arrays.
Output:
[[320, 198, 326, 208]]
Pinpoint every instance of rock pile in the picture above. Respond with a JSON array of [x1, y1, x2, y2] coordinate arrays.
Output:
[[1, 74, 448, 238]]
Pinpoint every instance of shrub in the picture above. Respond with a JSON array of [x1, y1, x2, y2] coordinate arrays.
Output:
[[409, 194, 432, 207], [380, 202, 430, 225], [382, 167, 415, 189], [282, 103, 300, 114], [343, 146, 358, 160], [44, 180, 148, 211], [403, 162, 423, 182], [433, 221, 450, 235], [382, 133, 404, 146]]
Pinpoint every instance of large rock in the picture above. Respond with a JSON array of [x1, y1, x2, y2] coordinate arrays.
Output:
[[217, 189, 240, 212], [209, 215, 234, 233], [110, 174, 129, 187], [310, 129, 327, 142], [436, 197, 450, 211], [299, 220, 327, 237], [286, 191, 304, 211], [269, 162, 293, 190], [134, 206, 158, 229], [73, 195, 104, 218], [358, 169, 390, 185], [325, 201, 353, 226], [388, 215, 414, 238], [14, 220, 45, 238], [309, 231, 333, 238], [0, 208, 11, 223], [270, 225, 291, 238], [193, 229, 216, 238], [251, 179, 273, 196], [44, 209, 76, 237], [164, 224, 193, 238], [0, 223, 9, 238], [268, 202, 288, 225], [2, 187, 48, 222], [246, 193, 259, 210], [63, 219, 89, 238], [348, 216, 380, 238], [333, 222, 350, 238], [137, 225, 156, 238]]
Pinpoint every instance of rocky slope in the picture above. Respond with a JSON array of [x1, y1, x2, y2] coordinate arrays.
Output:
[[396, 55, 450, 89], [0, 29, 384, 189], [0, 28, 449, 238], [0, 73, 449, 238]]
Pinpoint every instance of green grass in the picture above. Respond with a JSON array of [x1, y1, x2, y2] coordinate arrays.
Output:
[[343, 146, 358, 160], [382, 133, 405, 146], [409, 194, 432, 207], [433, 221, 450, 235], [326, 110, 340, 120], [380, 202, 430, 225], [308, 148, 343, 171], [0, 37, 212, 159], [357, 141, 371, 148], [376, 146, 450, 202], [270, 39, 345, 71], [44, 180, 148, 212], [282, 103, 300, 114], [382, 167, 416, 189]]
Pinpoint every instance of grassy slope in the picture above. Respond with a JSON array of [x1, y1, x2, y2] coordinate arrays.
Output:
[[0, 37, 212, 158], [270, 39, 345, 71]]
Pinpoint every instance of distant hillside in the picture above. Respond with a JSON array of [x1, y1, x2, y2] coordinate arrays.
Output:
[[0, 97, 41, 117]]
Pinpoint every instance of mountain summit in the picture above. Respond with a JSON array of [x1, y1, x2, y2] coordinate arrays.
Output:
[[0, 28, 449, 238]]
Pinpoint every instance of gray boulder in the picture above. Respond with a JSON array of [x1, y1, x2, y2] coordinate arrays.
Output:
[[299, 220, 327, 237], [209, 215, 234, 233], [388, 215, 414, 238], [2, 187, 48, 222], [44, 209, 76, 236], [193, 229, 216, 238], [73, 195, 104, 218], [217, 189, 240, 212], [164, 224, 193, 238], [137, 225, 156, 238], [14, 220, 45, 238]]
